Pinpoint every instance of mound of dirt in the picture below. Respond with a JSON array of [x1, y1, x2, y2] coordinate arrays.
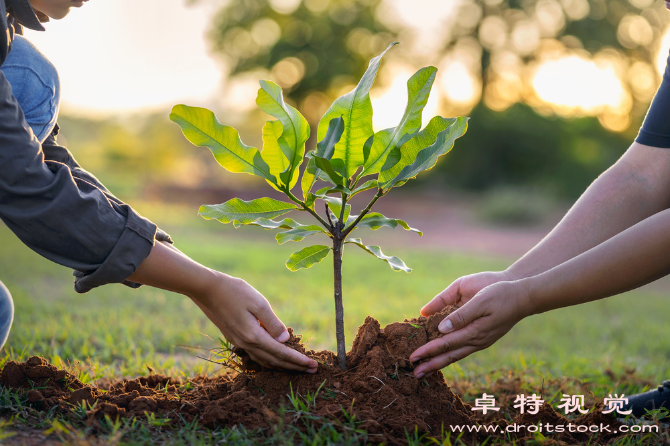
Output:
[[0, 309, 625, 444]]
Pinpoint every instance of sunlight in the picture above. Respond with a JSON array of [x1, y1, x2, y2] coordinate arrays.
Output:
[[370, 64, 440, 133], [23, 0, 224, 117], [531, 54, 629, 115], [656, 25, 670, 76]]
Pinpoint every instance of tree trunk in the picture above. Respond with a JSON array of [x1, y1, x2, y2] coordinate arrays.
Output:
[[333, 238, 347, 370]]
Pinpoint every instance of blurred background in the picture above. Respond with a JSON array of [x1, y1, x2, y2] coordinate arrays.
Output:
[[24, 0, 670, 207], [3, 0, 669, 383]]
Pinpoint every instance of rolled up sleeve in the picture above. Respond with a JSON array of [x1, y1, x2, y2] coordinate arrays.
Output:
[[0, 69, 160, 293]]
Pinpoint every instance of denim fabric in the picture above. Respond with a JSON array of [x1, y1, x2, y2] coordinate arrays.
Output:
[[0, 281, 14, 349], [0, 34, 59, 143]]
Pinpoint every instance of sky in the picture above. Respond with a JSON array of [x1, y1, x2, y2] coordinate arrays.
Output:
[[23, 0, 224, 117], [20, 0, 670, 131]]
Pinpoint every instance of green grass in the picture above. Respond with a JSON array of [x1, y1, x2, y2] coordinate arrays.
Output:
[[1, 200, 669, 443], [1, 201, 669, 386]]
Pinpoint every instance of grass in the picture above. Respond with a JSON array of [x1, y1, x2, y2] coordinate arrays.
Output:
[[0, 200, 669, 444]]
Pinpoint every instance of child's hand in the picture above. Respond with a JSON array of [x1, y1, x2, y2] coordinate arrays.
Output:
[[410, 280, 532, 377], [420, 271, 513, 317], [191, 273, 318, 373]]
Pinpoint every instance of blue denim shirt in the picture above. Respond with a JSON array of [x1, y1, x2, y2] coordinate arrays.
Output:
[[1, 0, 170, 293]]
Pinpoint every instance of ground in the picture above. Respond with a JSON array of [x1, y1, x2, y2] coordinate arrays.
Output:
[[0, 193, 669, 444]]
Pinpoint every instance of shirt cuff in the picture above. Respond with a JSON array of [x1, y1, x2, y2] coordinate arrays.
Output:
[[72, 205, 158, 293]]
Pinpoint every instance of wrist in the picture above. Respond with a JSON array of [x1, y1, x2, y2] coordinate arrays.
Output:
[[187, 268, 228, 304], [516, 277, 542, 318], [501, 267, 522, 282]]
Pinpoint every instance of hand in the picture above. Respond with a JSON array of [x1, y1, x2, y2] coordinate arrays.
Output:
[[410, 280, 532, 378], [191, 272, 318, 373], [420, 271, 514, 317]]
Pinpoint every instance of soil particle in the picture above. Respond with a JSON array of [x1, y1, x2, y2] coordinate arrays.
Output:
[[0, 313, 649, 444], [128, 396, 158, 414]]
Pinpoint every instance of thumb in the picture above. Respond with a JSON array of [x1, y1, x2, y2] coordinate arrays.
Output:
[[254, 304, 290, 343], [438, 302, 480, 334], [421, 278, 462, 317]]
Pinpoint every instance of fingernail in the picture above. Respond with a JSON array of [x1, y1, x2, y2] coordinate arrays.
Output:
[[277, 330, 290, 343], [416, 372, 425, 379], [438, 319, 453, 333], [410, 355, 420, 362]]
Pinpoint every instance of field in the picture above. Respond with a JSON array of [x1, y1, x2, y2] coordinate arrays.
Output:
[[1, 201, 669, 444]]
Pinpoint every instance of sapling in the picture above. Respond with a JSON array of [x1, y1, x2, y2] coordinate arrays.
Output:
[[170, 43, 468, 370]]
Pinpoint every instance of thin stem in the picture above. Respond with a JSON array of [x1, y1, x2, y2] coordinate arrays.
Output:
[[333, 238, 346, 370], [325, 203, 334, 227], [342, 189, 384, 237], [338, 192, 348, 229], [285, 190, 333, 233]]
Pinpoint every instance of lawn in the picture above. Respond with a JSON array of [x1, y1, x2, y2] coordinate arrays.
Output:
[[0, 201, 669, 444]]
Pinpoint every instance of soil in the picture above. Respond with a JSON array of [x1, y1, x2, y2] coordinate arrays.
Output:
[[0, 308, 634, 444]]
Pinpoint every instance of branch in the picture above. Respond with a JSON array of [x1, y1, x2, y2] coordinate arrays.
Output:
[[342, 189, 384, 237], [285, 189, 334, 233]]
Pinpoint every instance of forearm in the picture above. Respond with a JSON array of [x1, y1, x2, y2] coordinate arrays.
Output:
[[506, 143, 670, 280], [126, 241, 220, 300], [523, 208, 670, 315]]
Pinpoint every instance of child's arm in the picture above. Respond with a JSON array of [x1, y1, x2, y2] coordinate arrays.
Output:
[[410, 207, 670, 377]]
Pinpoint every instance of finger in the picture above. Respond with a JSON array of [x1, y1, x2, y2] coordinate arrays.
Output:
[[421, 278, 462, 317], [250, 328, 318, 372], [437, 298, 483, 334], [251, 301, 290, 343], [409, 326, 473, 363], [413, 346, 478, 378]]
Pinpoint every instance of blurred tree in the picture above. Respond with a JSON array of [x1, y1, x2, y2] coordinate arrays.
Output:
[[199, 0, 669, 198], [207, 0, 395, 123]]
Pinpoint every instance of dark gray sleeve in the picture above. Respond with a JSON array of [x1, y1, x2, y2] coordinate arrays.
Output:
[[0, 68, 159, 293], [42, 131, 174, 245]]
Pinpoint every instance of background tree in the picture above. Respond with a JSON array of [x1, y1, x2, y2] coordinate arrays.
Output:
[[202, 0, 669, 199]]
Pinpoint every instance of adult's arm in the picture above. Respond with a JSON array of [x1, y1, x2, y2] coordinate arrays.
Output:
[[0, 7, 159, 292], [421, 142, 670, 315], [127, 242, 318, 372], [411, 206, 670, 376]]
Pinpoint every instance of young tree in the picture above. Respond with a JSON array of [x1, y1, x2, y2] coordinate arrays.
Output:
[[170, 44, 468, 370]]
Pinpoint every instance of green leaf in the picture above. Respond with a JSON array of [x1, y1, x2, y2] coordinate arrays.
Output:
[[379, 116, 469, 190], [317, 42, 398, 178], [170, 105, 276, 183], [240, 217, 304, 230], [302, 117, 345, 199], [276, 225, 328, 244], [361, 66, 438, 176], [350, 180, 378, 196], [345, 238, 411, 272], [286, 245, 331, 271], [199, 198, 297, 225], [315, 185, 352, 196], [317, 195, 351, 223], [314, 156, 346, 186], [356, 212, 422, 235], [260, 120, 290, 186], [256, 80, 310, 190]]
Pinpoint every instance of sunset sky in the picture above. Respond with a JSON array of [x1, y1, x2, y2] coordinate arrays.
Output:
[[23, 0, 224, 117], [21, 0, 670, 132]]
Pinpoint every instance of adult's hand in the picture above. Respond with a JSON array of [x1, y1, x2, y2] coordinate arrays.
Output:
[[420, 271, 513, 317], [128, 242, 318, 373], [190, 273, 318, 373], [410, 280, 531, 378]]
